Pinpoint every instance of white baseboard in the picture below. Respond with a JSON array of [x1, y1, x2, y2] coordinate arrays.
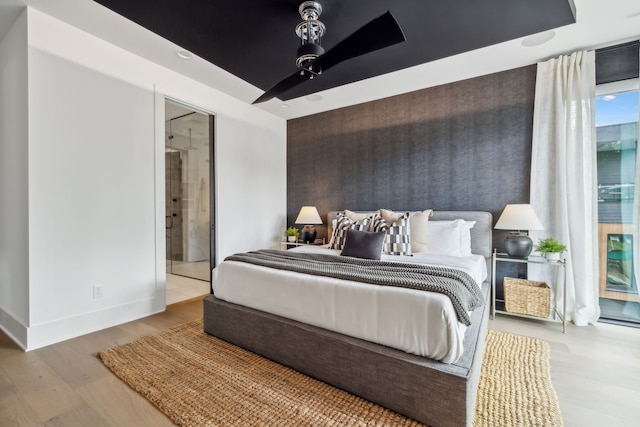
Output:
[[0, 307, 28, 350], [2, 296, 166, 351]]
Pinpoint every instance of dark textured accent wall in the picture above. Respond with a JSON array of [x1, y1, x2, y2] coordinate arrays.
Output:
[[288, 65, 537, 248], [596, 40, 639, 85]]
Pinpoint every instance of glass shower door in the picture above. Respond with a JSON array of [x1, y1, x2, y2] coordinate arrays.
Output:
[[166, 151, 184, 272], [165, 106, 211, 281]]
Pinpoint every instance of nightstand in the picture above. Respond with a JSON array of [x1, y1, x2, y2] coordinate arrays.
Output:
[[491, 249, 567, 332]]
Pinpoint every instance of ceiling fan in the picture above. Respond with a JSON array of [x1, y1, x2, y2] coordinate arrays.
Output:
[[253, 1, 406, 104]]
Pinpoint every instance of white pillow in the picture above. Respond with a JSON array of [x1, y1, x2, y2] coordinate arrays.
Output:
[[425, 220, 476, 256]]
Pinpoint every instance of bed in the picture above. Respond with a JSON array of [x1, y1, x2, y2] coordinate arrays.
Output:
[[203, 210, 492, 427]]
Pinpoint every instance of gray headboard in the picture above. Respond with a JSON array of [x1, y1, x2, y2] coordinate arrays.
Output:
[[327, 210, 493, 280]]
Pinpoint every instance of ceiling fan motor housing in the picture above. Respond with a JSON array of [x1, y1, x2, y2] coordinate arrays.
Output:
[[297, 43, 325, 70], [295, 1, 325, 69]]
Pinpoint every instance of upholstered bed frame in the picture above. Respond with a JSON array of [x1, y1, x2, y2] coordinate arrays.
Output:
[[203, 211, 492, 427]]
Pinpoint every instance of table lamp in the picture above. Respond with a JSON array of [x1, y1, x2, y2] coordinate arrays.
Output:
[[295, 206, 323, 243], [494, 204, 543, 258]]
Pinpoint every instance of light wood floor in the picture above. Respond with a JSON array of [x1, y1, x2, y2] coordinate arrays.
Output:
[[166, 273, 210, 305], [1, 299, 639, 427]]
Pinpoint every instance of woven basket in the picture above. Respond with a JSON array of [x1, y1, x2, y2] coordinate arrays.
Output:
[[504, 277, 551, 318]]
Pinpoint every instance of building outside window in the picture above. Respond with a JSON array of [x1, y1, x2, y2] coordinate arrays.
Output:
[[595, 81, 639, 326]]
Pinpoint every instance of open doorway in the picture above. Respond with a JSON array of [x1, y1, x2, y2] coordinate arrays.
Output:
[[165, 100, 214, 303]]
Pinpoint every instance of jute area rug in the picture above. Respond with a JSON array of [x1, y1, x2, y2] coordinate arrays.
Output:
[[98, 320, 562, 427]]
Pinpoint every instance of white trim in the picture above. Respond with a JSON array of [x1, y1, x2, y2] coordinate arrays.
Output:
[[0, 307, 27, 351], [154, 88, 218, 283], [154, 89, 167, 301], [25, 296, 165, 351], [595, 77, 640, 96]]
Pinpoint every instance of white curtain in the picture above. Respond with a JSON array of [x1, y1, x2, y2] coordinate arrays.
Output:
[[529, 50, 600, 326]]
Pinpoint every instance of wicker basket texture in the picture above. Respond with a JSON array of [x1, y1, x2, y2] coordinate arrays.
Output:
[[504, 277, 551, 318]]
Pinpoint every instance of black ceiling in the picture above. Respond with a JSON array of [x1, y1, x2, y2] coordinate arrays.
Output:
[[94, 0, 575, 101]]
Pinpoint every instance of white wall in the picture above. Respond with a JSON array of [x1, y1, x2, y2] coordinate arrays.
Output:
[[214, 114, 287, 258], [0, 8, 286, 350], [0, 10, 30, 348]]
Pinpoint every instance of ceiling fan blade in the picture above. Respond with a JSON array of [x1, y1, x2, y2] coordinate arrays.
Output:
[[314, 11, 405, 72], [252, 69, 310, 104], [252, 10, 405, 104]]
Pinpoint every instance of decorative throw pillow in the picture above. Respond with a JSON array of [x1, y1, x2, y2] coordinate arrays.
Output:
[[329, 212, 372, 251], [372, 212, 412, 256], [370, 213, 388, 233], [328, 218, 338, 247], [408, 210, 433, 253], [379, 208, 405, 224], [340, 229, 385, 260], [379, 209, 433, 253], [343, 209, 379, 222]]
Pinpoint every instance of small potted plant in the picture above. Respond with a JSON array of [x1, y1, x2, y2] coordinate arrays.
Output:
[[285, 227, 299, 243], [534, 237, 567, 261]]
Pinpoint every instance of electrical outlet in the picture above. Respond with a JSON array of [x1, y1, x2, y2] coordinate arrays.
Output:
[[93, 284, 104, 298]]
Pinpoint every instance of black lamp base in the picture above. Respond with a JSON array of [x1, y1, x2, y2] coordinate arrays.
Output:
[[300, 225, 316, 244], [504, 233, 533, 258]]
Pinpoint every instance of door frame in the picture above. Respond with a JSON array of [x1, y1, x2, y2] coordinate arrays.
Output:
[[154, 91, 217, 298]]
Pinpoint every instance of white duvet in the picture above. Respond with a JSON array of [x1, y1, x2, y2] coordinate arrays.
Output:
[[211, 246, 487, 363]]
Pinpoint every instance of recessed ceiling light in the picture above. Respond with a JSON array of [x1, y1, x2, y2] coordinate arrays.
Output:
[[521, 30, 556, 47], [305, 94, 323, 102], [177, 50, 193, 59], [280, 103, 289, 108]]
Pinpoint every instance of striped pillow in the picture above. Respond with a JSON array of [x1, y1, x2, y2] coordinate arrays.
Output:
[[372, 212, 412, 256], [329, 212, 373, 251]]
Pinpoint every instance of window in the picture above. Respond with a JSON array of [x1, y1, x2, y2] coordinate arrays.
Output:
[[595, 79, 640, 326]]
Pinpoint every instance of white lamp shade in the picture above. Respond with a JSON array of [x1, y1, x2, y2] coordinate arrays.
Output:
[[494, 204, 543, 231], [295, 206, 323, 225]]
